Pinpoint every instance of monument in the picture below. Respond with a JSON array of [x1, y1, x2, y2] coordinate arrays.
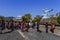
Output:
[[42, 8, 53, 18]]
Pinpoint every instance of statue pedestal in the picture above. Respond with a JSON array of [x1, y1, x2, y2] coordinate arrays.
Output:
[[43, 14, 49, 19]]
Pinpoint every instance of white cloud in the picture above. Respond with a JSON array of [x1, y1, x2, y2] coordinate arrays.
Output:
[[17, 15, 22, 18], [45, 10, 50, 13]]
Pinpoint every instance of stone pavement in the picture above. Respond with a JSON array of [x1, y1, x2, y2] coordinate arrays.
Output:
[[39, 25, 60, 36], [22, 28, 60, 40], [0, 25, 60, 40], [0, 30, 24, 40]]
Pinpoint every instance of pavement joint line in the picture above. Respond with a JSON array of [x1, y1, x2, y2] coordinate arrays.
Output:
[[17, 30, 30, 40]]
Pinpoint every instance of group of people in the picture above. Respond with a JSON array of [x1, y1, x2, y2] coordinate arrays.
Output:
[[0, 19, 55, 34], [45, 22, 55, 33], [35, 21, 55, 33], [19, 21, 55, 33], [19, 21, 35, 32], [0, 20, 16, 34], [0, 19, 36, 34]]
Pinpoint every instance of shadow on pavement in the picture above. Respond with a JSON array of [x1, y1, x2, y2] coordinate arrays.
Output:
[[37, 30, 42, 33], [2, 31, 13, 34]]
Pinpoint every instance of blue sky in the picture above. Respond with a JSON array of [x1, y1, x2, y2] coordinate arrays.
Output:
[[0, 0, 60, 18]]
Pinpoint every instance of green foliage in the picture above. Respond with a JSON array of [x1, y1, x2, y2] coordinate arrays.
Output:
[[22, 16, 26, 22], [32, 19, 36, 23], [49, 15, 55, 23], [32, 15, 43, 22], [57, 16, 60, 24], [7, 17, 14, 22], [0, 16, 4, 19], [22, 13, 31, 22], [55, 12, 60, 24]]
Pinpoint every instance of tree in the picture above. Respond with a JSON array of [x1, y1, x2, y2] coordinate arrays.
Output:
[[22, 16, 26, 22], [32, 18, 37, 23], [0, 16, 4, 19], [22, 13, 32, 22], [33, 15, 43, 22], [7, 16, 14, 22], [56, 12, 60, 24], [57, 16, 60, 24], [50, 15, 54, 23]]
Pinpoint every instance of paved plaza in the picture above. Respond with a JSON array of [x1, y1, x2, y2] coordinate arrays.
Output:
[[0, 26, 60, 40]]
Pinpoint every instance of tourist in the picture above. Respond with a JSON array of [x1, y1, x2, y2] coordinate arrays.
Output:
[[32, 22, 35, 29], [0, 20, 2, 34], [19, 21, 22, 29], [21, 21, 24, 32], [9, 21, 14, 32], [36, 21, 42, 32], [2, 20, 5, 31], [24, 21, 28, 32], [45, 22, 48, 33], [50, 23, 55, 33]]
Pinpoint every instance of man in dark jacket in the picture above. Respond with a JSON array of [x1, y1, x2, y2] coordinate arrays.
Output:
[[0, 20, 5, 34], [2, 20, 5, 30], [45, 22, 48, 33], [9, 21, 14, 32], [0, 20, 2, 34], [37, 21, 42, 33]]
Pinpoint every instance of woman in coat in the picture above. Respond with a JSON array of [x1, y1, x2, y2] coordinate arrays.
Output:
[[50, 23, 55, 33]]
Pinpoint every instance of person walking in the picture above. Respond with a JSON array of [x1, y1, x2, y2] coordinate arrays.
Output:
[[2, 20, 5, 31], [32, 22, 35, 29], [5, 21, 9, 29], [50, 23, 55, 33], [36, 21, 42, 32], [19, 21, 22, 29], [45, 22, 48, 33], [0, 20, 2, 34], [21, 21, 24, 32], [9, 21, 14, 32], [24, 22, 28, 32], [13, 21, 16, 30], [0, 20, 5, 34]]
